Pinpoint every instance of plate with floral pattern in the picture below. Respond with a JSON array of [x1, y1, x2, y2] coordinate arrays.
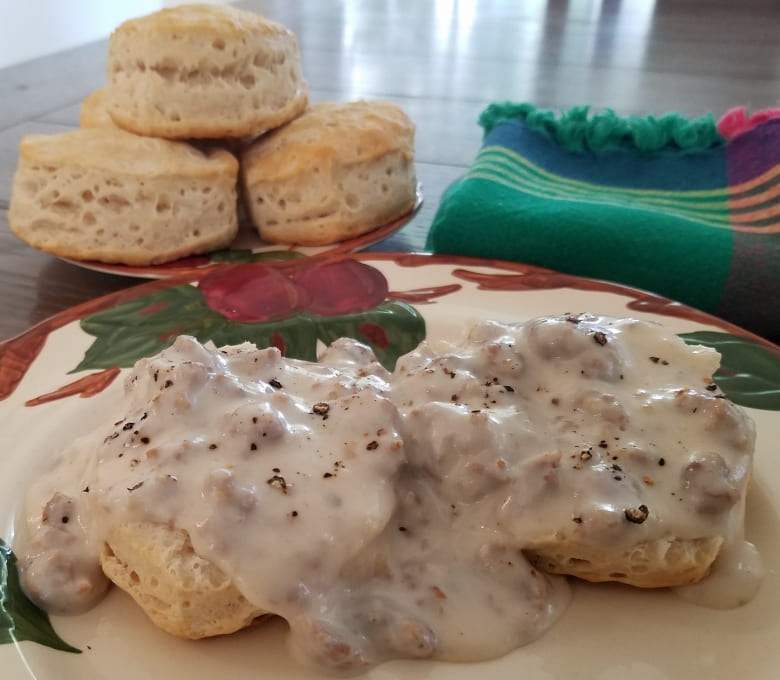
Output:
[[1, 253, 779, 680]]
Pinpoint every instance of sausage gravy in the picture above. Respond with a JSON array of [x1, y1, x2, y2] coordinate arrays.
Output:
[[16, 314, 762, 670]]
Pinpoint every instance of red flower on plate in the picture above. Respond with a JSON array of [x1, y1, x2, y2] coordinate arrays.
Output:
[[292, 258, 389, 315], [198, 259, 389, 320], [199, 264, 310, 322]]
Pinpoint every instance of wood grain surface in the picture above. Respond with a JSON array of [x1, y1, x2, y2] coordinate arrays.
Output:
[[1, 0, 779, 341]]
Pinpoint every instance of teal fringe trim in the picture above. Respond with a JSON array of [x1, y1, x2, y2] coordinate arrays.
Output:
[[478, 102, 725, 153]]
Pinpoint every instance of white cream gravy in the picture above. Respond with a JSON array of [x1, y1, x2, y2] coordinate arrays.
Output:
[[16, 314, 762, 671]]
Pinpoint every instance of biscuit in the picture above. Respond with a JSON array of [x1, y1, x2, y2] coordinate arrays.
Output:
[[79, 88, 117, 129], [104, 4, 308, 139], [101, 522, 266, 639], [390, 315, 755, 590], [525, 535, 723, 588], [241, 100, 417, 245], [8, 127, 239, 265]]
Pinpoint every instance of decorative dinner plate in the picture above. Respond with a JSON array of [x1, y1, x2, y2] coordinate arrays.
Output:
[[1, 253, 779, 680], [60, 186, 423, 279]]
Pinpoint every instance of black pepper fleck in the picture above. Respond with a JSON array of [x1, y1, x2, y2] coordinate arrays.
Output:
[[366, 440, 379, 450], [593, 331, 608, 346], [140, 436, 150, 444], [250, 443, 258, 451], [164, 380, 174, 388], [266, 475, 288, 493], [127, 481, 144, 492], [658, 458, 666, 466], [122, 422, 135, 431], [323, 472, 333, 479], [269, 378, 283, 389]]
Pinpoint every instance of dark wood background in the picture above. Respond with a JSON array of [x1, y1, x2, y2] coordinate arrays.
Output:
[[2, 0, 779, 341]]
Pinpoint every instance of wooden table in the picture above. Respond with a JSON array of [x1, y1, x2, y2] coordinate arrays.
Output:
[[1, 0, 779, 342]]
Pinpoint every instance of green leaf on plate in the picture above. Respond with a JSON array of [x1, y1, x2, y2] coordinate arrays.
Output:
[[75, 285, 321, 371], [74, 285, 227, 372], [315, 301, 426, 371], [74, 286, 425, 374], [1, 538, 80, 653], [680, 331, 780, 410], [209, 248, 304, 263], [208, 314, 320, 363]]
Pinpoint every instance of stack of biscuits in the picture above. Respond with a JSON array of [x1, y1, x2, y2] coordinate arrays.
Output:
[[7, 4, 417, 266]]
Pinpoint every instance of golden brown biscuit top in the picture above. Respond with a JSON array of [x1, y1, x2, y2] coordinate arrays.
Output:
[[242, 100, 416, 183], [19, 128, 238, 179], [111, 3, 293, 40]]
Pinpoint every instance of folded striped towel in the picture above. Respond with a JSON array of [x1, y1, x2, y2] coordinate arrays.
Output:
[[426, 103, 779, 341]]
